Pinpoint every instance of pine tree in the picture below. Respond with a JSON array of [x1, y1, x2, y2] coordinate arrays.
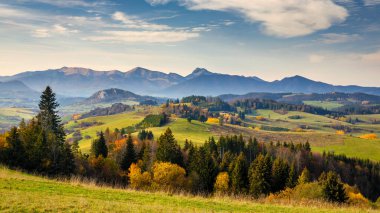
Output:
[[121, 134, 137, 171], [229, 153, 248, 194], [92, 131, 108, 158], [141, 141, 151, 171], [156, 128, 183, 166], [321, 171, 348, 203]]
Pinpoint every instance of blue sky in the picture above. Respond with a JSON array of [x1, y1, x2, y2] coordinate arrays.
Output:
[[0, 0, 379, 86]]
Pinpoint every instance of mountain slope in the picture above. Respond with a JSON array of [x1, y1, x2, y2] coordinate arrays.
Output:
[[1, 67, 184, 97], [2, 67, 380, 98], [82, 88, 157, 104]]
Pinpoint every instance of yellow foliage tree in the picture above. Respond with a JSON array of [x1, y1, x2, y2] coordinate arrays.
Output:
[[214, 172, 229, 194], [255, 116, 265, 121], [128, 162, 152, 190], [359, 134, 377, 140], [336, 130, 345, 135], [152, 162, 186, 191], [206, 117, 219, 124]]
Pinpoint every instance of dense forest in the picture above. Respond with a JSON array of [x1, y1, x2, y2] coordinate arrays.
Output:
[[0, 87, 379, 205]]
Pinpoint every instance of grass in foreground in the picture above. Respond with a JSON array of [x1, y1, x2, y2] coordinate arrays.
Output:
[[0, 166, 374, 213]]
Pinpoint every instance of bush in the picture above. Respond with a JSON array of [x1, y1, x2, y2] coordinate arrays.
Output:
[[128, 163, 151, 190], [359, 134, 377, 140], [214, 172, 229, 195], [152, 162, 187, 192]]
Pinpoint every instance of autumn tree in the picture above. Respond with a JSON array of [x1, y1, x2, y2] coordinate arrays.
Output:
[[298, 167, 311, 185], [152, 162, 187, 191], [214, 172, 229, 194]]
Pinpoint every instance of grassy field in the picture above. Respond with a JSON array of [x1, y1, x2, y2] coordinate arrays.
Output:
[[66, 111, 145, 152], [312, 136, 380, 161], [144, 118, 214, 145], [0, 107, 36, 132], [303, 101, 344, 110], [0, 166, 374, 213]]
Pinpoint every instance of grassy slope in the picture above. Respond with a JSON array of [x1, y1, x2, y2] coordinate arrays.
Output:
[[0, 107, 35, 131], [303, 101, 343, 110], [0, 166, 370, 213], [312, 136, 380, 161], [66, 111, 145, 152], [144, 118, 214, 145]]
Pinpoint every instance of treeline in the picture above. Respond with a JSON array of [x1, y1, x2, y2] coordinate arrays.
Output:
[[233, 99, 341, 116]]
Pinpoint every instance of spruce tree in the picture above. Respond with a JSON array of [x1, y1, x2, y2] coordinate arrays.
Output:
[[190, 146, 218, 193], [248, 154, 272, 198], [271, 158, 289, 192], [229, 153, 248, 194], [286, 163, 297, 188], [321, 171, 348, 203], [156, 128, 183, 166], [5, 127, 24, 167], [37, 86, 73, 174], [121, 134, 136, 171], [38, 86, 65, 141], [92, 131, 108, 158]]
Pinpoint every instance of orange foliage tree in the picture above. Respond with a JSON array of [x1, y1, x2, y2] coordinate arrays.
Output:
[[128, 162, 152, 190], [214, 172, 230, 194]]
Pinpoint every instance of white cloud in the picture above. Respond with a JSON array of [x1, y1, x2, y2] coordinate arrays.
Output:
[[319, 33, 361, 44], [84, 30, 199, 43], [309, 54, 325, 63], [112, 11, 171, 30], [148, 0, 348, 38]]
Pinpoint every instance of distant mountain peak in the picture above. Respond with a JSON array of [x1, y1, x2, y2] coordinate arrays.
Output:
[[186, 67, 214, 80], [59, 67, 95, 76]]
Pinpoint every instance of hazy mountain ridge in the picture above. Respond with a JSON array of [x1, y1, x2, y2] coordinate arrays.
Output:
[[2, 67, 380, 98], [82, 88, 159, 104]]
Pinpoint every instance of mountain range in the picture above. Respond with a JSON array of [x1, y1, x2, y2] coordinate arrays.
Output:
[[1, 67, 380, 98]]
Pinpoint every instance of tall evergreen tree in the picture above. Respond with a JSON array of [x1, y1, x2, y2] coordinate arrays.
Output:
[[229, 153, 248, 194], [190, 146, 218, 193], [156, 128, 183, 166], [37, 86, 74, 174], [92, 131, 108, 158], [271, 158, 290, 192], [286, 163, 297, 188], [298, 167, 311, 184], [321, 171, 348, 203], [38, 86, 65, 141], [121, 134, 136, 171], [248, 154, 272, 198], [5, 127, 24, 167]]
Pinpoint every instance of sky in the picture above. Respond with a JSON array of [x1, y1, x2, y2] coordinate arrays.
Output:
[[0, 0, 379, 86]]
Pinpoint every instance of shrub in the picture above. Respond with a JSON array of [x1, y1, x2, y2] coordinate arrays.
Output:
[[345, 185, 370, 207], [152, 162, 186, 192], [359, 134, 377, 140], [206, 117, 219, 124], [214, 172, 229, 195], [128, 163, 152, 190]]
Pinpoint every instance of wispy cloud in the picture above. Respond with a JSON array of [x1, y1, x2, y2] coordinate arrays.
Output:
[[84, 30, 199, 43], [363, 0, 380, 6], [112, 11, 171, 30], [147, 0, 348, 38], [319, 33, 361, 44]]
